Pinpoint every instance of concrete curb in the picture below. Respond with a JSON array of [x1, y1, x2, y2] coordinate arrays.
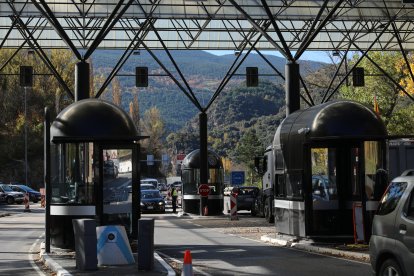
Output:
[[154, 251, 176, 276], [261, 235, 370, 263], [40, 249, 73, 276]]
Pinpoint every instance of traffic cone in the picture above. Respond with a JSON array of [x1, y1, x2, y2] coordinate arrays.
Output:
[[203, 205, 208, 216], [23, 192, 31, 213], [181, 250, 193, 276]]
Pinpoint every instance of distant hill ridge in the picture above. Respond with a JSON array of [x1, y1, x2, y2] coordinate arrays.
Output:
[[91, 50, 325, 132]]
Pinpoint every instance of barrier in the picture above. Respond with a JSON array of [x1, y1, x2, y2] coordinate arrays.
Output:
[[96, 225, 134, 266], [23, 192, 31, 212], [181, 250, 193, 276], [40, 188, 45, 208], [230, 193, 238, 220]]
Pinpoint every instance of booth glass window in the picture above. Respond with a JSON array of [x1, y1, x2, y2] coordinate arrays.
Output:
[[364, 141, 386, 200], [182, 168, 223, 195], [50, 143, 94, 204], [311, 148, 338, 201]]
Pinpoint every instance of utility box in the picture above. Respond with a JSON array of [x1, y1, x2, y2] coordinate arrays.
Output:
[[72, 219, 97, 271], [96, 225, 134, 266], [138, 218, 154, 271]]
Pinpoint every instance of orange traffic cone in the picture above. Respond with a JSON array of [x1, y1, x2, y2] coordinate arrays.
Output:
[[23, 192, 31, 213], [181, 250, 193, 276]]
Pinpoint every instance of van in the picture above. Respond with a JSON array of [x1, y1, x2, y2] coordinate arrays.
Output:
[[369, 174, 414, 276]]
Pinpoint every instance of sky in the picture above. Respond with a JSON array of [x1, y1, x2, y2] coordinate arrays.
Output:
[[204, 50, 333, 64]]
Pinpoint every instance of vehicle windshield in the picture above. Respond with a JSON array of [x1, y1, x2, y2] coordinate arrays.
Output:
[[377, 182, 408, 216], [140, 184, 156, 190], [0, 185, 13, 192], [141, 190, 162, 199], [20, 185, 35, 192]]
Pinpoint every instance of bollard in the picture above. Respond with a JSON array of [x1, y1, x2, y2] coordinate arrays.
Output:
[[230, 193, 238, 221], [138, 218, 154, 271], [23, 192, 31, 212], [72, 219, 97, 271]]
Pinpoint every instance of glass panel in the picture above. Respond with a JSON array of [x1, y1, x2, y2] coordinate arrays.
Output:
[[208, 168, 223, 195], [103, 149, 132, 230], [364, 141, 387, 200], [50, 143, 94, 204], [311, 148, 337, 201], [182, 169, 197, 195]]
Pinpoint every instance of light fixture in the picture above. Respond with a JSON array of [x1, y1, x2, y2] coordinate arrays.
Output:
[[234, 50, 240, 56], [133, 50, 140, 55], [332, 50, 340, 57]]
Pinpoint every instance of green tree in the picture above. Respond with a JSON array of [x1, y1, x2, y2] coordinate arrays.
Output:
[[340, 52, 414, 135], [233, 129, 264, 185]]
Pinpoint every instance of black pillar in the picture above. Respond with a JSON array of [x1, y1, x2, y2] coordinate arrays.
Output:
[[75, 61, 90, 101], [44, 107, 51, 253], [199, 112, 208, 215], [285, 61, 300, 115]]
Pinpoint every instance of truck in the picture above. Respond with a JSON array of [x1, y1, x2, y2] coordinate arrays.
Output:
[[252, 146, 275, 223]]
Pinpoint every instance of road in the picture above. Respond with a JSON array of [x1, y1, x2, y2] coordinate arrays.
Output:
[[152, 212, 372, 276], [0, 203, 45, 276]]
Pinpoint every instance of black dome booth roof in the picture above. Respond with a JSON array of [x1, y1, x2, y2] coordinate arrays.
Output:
[[51, 99, 141, 143], [182, 150, 223, 169], [280, 100, 387, 143]]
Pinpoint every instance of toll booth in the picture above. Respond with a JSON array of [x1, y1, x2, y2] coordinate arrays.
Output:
[[181, 150, 224, 215], [47, 99, 143, 249], [273, 100, 387, 241]]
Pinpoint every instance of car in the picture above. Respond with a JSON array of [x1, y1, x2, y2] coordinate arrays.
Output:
[[10, 184, 41, 203], [140, 189, 165, 213], [369, 174, 414, 276], [140, 183, 156, 190], [0, 184, 25, 204], [232, 186, 259, 212], [141, 178, 160, 188]]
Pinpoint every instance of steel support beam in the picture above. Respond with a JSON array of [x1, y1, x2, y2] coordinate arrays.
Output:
[[199, 112, 208, 216], [285, 61, 301, 115], [75, 61, 90, 101]]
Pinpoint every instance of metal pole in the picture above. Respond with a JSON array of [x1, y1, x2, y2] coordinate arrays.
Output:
[[285, 61, 301, 116], [199, 112, 208, 216], [24, 86, 28, 185], [44, 107, 51, 253]]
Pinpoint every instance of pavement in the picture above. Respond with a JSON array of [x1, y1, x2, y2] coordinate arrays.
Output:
[[38, 213, 370, 276], [1, 208, 370, 275]]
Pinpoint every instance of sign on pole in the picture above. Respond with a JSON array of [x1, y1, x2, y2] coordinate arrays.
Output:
[[231, 171, 245, 186], [198, 184, 210, 197], [146, 155, 154, 166]]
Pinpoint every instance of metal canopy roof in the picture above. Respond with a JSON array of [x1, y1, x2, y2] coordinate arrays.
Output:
[[1, 0, 414, 56]]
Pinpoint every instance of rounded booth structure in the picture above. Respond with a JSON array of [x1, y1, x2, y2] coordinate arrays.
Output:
[[47, 99, 143, 249], [272, 100, 387, 241], [181, 150, 224, 215]]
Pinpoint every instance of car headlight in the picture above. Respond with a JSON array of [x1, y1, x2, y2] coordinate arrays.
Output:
[[140, 202, 144, 206], [158, 201, 164, 205]]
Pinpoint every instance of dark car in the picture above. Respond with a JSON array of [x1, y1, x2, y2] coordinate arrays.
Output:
[[0, 184, 24, 204], [232, 186, 259, 212], [104, 160, 118, 178], [140, 189, 165, 213], [10, 184, 41, 203]]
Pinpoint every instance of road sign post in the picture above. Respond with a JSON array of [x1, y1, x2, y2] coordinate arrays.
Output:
[[198, 184, 210, 216]]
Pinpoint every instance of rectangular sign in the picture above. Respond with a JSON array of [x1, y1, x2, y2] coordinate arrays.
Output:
[[231, 171, 245, 186]]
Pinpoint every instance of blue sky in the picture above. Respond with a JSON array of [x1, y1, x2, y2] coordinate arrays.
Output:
[[204, 50, 333, 64]]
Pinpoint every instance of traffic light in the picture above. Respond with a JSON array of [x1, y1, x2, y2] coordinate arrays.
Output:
[[20, 66, 33, 87], [135, 66, 148, 87], [352, 67, 365, 87], [246, 67, 258, 87]]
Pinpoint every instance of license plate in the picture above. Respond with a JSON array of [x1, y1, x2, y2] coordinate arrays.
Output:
[[147, 206, 153, 210]]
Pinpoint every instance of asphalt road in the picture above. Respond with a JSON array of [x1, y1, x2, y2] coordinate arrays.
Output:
[[153, 213, 372, 276], [0, 203, 45, 276]]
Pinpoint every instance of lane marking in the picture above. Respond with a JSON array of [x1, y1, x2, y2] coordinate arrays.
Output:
[[29, 234, 46, 276]]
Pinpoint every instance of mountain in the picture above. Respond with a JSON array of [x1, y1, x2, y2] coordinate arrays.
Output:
[[91, 50, 326, 132]]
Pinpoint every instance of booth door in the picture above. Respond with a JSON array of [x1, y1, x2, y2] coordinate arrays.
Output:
[[99, 147, 138, 235], [309, 146, 361, 236]]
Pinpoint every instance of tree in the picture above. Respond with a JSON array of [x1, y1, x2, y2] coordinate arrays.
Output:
[[233, 129, 264, 184], [129, 89, 140, 133], [112, 77, 122, 106], [340, 52, 414, 135], [141, 107, 165, 158]]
